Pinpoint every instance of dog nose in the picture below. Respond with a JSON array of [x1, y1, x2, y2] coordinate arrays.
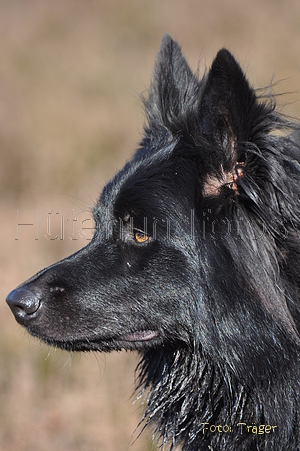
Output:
[[6, 287, 41, 326]]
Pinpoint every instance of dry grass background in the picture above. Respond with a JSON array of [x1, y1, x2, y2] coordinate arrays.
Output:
[[1, 1, 300, 450]]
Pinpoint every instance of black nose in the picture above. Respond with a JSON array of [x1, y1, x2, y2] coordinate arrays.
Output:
[[6, 287, 41, 326]]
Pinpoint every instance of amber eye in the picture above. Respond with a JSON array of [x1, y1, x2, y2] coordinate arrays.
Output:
[[134, 231, 149, 243]]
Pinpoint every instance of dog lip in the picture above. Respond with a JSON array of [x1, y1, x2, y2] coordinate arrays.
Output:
[[38, 331, 160, 352], [121, 330, 159, 342]]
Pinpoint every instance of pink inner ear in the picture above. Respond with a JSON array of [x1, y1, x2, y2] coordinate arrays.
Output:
[[202, 163, 245, 196]]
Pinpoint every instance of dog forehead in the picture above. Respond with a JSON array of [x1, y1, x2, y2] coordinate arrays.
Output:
[[93, 138, 178, 220]]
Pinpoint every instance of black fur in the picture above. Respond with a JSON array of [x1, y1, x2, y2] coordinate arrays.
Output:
[[6, 34, 300, 450]]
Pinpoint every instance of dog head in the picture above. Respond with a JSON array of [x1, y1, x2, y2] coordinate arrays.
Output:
[[7, 35, 300, 383]]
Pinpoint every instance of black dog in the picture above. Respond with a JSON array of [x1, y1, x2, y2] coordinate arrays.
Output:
[[7, 34, 300, 450]]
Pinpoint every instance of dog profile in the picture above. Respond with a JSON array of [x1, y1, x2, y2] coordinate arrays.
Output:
[[6, 34, 300, 450]]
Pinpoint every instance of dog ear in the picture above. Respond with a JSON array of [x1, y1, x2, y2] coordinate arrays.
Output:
[[195, 50, 261, 196], [199, 49, 257, 152], [144, 34, 199, 133]]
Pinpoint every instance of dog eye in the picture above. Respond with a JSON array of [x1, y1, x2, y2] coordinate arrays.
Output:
[[134, 231, 150, 243]]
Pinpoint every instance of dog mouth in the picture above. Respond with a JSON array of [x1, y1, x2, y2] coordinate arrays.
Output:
[[32, 329, 161, 353], [120, 330, 159, 342]]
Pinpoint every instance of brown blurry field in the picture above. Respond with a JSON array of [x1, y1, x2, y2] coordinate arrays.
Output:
[[1, 1, 300, 450]]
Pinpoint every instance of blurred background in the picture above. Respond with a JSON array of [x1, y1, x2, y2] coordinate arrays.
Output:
[[1, 0, 300, 450]]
